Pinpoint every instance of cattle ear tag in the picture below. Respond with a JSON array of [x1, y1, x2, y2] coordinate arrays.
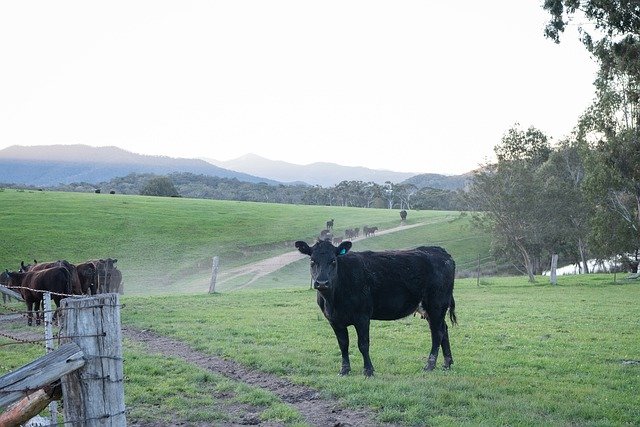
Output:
[[339, 248, 347, 255]]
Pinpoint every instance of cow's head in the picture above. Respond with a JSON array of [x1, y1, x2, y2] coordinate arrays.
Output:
[[5, 270, 25, 288], [295, 240, 352, 291]]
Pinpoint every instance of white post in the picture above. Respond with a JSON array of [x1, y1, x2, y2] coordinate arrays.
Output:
[[209, 256, 219, 293], [550, 254, 558, 285], [43, 292, 58, 425]]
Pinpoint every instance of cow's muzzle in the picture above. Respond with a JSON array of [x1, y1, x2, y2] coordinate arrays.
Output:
[[313, 280, 330, 291]]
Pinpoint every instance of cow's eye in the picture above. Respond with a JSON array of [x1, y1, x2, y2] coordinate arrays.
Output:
[[331, 260, 337, 266]]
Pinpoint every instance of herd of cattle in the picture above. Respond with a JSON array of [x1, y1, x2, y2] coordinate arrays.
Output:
[[0, 258, 122, 326], [320, 220, 380, 245]]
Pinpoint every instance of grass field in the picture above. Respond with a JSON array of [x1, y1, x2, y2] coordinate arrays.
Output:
[[0, 189, 487, 294], [1, 190, 639, 425], [118, 274, 640, 426]]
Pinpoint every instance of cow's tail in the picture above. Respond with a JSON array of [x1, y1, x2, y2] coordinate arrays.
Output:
[[448, 295, 457, 325], [62, 267, 72, 295]]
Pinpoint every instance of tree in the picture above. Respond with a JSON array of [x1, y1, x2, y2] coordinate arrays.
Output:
[[467, 125, 551, 282], [544, 1, 640, 270], [140, 176, 179, 197], [536, 138, 592, 272]]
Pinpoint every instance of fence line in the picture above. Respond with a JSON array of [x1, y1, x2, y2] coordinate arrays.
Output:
[[0, 293, 126, 426]]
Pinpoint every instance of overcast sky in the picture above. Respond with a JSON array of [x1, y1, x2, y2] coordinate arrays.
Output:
[[0, 1, 597, 175]]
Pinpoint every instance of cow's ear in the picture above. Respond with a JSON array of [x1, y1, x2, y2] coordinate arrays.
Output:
[[337, 241, 352, 255], [295, 241, 312, 256]]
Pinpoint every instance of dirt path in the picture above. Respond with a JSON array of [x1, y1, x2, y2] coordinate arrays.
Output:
[[217, 221, 428, 290], [123, 326, 392, 427]]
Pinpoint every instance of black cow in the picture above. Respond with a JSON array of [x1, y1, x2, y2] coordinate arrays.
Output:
[[295, 239, 456, 376], [400, 210, 407, 221], [326, 219, 334, 230]]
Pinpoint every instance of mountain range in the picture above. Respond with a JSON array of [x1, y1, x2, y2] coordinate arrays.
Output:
[[0, 145, 470, 190], [206, 153, 418, 187]]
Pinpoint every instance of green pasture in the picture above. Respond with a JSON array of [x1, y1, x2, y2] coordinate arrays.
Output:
[[2, 190, 639, 425], [125, 275, 638, 425], [0, 189, 485, 294], [3, 274, 638, 425]]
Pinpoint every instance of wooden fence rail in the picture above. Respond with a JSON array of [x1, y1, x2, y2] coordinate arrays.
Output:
[[0, 342, 84, 409]]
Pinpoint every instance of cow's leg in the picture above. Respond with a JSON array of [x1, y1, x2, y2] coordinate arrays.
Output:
[[441, 322, 453, 369], [331, 323, 351, 376], [354, 319, 374, 376], [34, 299, 42, 326], [26, 301, 33, 326], [425, 306, 447, 371]]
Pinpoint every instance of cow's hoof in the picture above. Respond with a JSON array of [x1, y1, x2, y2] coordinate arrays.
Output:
[[339, 367, 351, 376], [424, 355, 437, 371], [443, 356, 453, 370], [363, 368, 374, 377]]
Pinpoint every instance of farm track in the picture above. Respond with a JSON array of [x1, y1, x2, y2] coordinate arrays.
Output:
[[218, 220, 441, 290], [123, 326, 393, 427]]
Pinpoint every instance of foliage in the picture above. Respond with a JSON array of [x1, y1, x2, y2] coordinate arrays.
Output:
[[466, 125, 554, 281], [543, 0, 640, 266], [139, 175, 179, 197], [20, 172, 464, 210]]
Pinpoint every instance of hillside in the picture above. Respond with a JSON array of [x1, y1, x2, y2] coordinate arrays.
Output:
[[0, 190, 487, 294], [0, 145, 279, 186], [402, 172, 473, 190]]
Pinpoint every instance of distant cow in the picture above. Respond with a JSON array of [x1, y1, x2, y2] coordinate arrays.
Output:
[[295, 240, 456, 376], [363, 226, 378, 237], [400, 210, 407, 221], [6, 266, 72, 326], [326, 219, 334, 230]]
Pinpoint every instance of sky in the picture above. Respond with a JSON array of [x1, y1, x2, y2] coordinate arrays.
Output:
[[0, 1, 598, 175]]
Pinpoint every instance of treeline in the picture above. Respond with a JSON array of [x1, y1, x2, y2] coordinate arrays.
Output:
[[34, 172, 466, 211], [465, 0, 640, 280]]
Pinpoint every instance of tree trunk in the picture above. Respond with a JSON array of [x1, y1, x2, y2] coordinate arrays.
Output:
[[578, 237, 589, 274], [515, 240, 536, 282]]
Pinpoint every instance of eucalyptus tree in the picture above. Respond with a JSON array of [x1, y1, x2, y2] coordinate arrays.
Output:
[[467, 125, 551, 282], [544, 1, 640, 268]]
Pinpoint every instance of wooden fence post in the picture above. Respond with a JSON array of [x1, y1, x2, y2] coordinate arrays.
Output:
[[209, 256, 219, 293], [43, 292, 58, 424], [550, 254, 558, 285], [60, 294, 126, 426]]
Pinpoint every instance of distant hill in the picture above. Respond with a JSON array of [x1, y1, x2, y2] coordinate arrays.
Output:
[[0, 145, 279, 186], [206, 153, 418, 187], [207, 153, 469, 190], [401, 172, 472, 191]]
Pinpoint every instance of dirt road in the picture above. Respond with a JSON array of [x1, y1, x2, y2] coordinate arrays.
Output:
[[217, 221, 427, 290]]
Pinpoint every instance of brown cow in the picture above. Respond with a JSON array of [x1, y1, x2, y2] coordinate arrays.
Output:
[[76, 262, 97, 295], [6, 266, 71, 326], [29, 260, 83, 295]]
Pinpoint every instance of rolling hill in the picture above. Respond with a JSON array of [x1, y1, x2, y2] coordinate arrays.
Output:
[[0, 145, 279, 186]]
